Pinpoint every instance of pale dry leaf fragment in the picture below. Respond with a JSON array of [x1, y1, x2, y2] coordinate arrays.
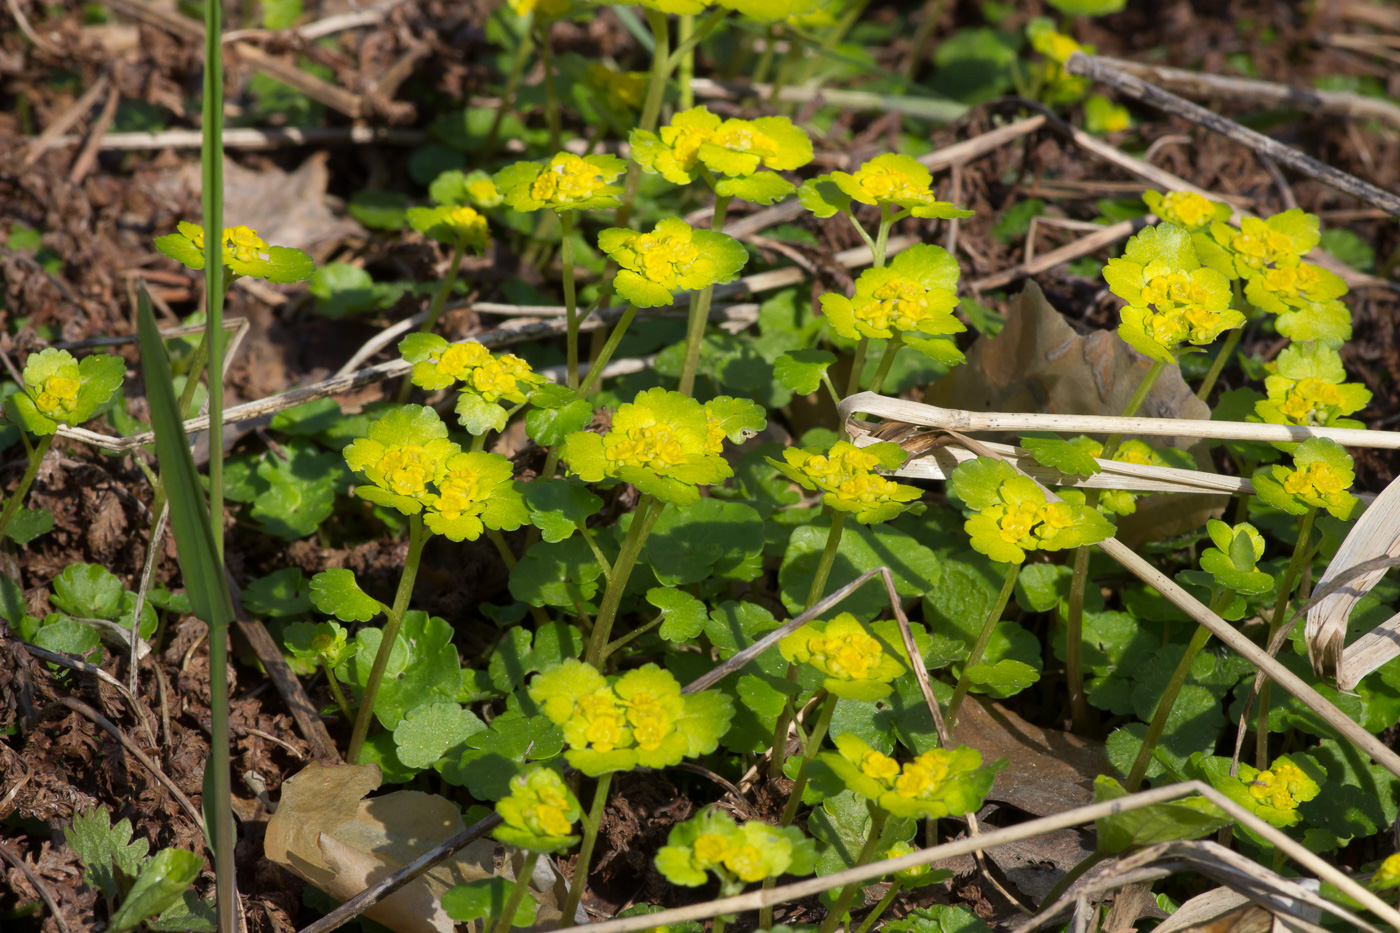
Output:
[[1305, 473, 1400, 690], [265, 761, 497, 933]]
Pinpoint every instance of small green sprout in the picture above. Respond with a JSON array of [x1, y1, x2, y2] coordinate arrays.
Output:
[[1103, 222, 1240, 363], [153, 221, 314, 283], [596, 217, 748, 308], [1183, 519, 1274, 605], [1252, 438, 1359, 520], [818, 733, 1004, 819], [950, 457, 1114, 564], [405, 203, 493, 254], [1254, 344, 1371, 434], [778, 614, 922, 701], [495, 151, 627, 213], [562, 388, 760, 506], [769, 440, 923, 524], [7, 348, 124, 437], [654, 808, 815, 893], [1142, 190, 1232, 232], [819, 244, 965, 363], [284, 620, 352, 667], [493, 767, 582, 853], [528, 659, 734, 776]]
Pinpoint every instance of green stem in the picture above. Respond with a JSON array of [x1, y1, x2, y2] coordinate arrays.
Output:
[[711, 917, 726, 933], [1064, 544, 1092, 732], [872, 205, 893, 268], [559, 211, 580, 390], [1195, 326, 1243, 402], [677, 194, 732, 396], [486, 527, 518, 570], [577, 523, 613, 585], [561, 772, 613, 926], [348, 515, 428, 763], [484, 14, 536, 159], [902, 0, 947, 81], [768, 662, 800, 783], [844, 337, 869, 398], [585, 495, 662, 667], [946, 561, 1019, 726], [1126, 590, 1234, 791], [398, 239, 466, 403], [578, 304, 639, 398], [1038, 850, 1109, 909], [854, 882, 902, 933], [0, 433, 53, 547], [322, 659, 353, 721], [866, 331, 903, 397], [616, 10, 672, 230], [677, 14, 695, 109], [1064, 356, 1168, 731], [491, 851, 540, 933], [816, 808, 889, 933], [536, 17, 561, 153], [750, 25, 777, 87], [779, 691, 837, 827], [1256, 507, 1317, 769], [804, 510, 847, 610]]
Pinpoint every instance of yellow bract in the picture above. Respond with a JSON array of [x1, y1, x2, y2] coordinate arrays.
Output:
[[1157, 191, 1215, 229], [1247, 761, 1309, 810], [577, 692, 626, 752], [859, 748, 955, 799], [806, 629, 883, 681], [606, 421, 689, 472], [433, 341, 493, 382], [859, 749, 900, 782], [852, 277, 942, 332], [1231, 222, 1300, 271], [434, 465, 484, 520], [997, 500, 1072, 544], [466, 354, 536, 403], [375, 445, 438, 497], [626, 690, 674, 751], [628, 228, 702, 288], [850, 161, 933, 207], [529, 785, 575, 837], [35, 373, 81, 416], [531, 154, 611, 204]]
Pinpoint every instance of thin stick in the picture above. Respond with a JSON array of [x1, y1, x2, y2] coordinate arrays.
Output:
[[67, 85, 119, 184], [24, 71, 110, 166], [52, 696, 207, 834], [0, 842, 73, 933], [1064, 52, 1400, 217]]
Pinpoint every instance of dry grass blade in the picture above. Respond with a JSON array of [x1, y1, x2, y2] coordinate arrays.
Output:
[[1305, 474, 1400, 690], [1024, 840, 1377, 933], [543, 782, 1400, 933]]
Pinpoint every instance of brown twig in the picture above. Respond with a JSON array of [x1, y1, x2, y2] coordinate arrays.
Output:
[[51, 696, 207, 835], [0, 842, 73, 933], [24, 71, 110, 166], [67, 85, 119, 184], [1064, 51, 1400, 216]]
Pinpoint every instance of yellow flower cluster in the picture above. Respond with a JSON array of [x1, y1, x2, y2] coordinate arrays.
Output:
[[531, 153, 611, 205], [1154, 192, 1220, 230], [426, 341, 493, 383], [626, 227, 702, 290], [1231, 218, 1303, 273], [853, 277, 943, 332], [1246, 760, 1312, 811], [995, 499, 1074, 545], [1137, 271, 1234, 346], [606, 421, 689, 473], [374, 444, 443, 499], [465, 353, 537, 404], [806, 629, 884, 681], [1281, 459, 1346, 500], [189, 224, 268, 262], [34, 372, 81, 416], [1277, 377, 1346, 424], [525, 783, 575, 838], [689, 833, 766, 883], [800, 444, 903, 505], [857, 747, 952, 801]]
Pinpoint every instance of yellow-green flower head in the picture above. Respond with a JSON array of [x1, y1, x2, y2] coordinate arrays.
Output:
[[1204, 209, 1321, 282], [779, 614, 926, 701], [424, 450, 529, 541], [819, 733, 1005, 819], [529, 659, 734, 776], [494, 767, 582, 853], [1142, 190, 1232, 232], [495, 152, 627, 213], [400, 333, 494, 391], [827, 154, 975, 219], [153, 221, 314, 283], [7, 348, 124, 437], [769, 440, 923, 524], [951, 457, 1114, 564], [882, 841, 936, 884], [562, 389, 762, 505], [406, 203, 492, 253], [587, 63, 648, 112], [1245, 261, 1348, 318], [343, 405, 461, 515], [1372, 853, 1400, 892], [1255, 343, 1371, 433], [1026, 16, 1082, 64], [1104, 222, 1240, 363], [1096, 438, 1174, 516], [398, 333, 546, 436], [597, 218, 748, 308], [820, 243, 965, 362], [715, 0, 824, 21], [1225, 757, 1320, 828], [654, 809, 816, 892], [1252, 437, 1359, 521], [631, 106, 813, 185]]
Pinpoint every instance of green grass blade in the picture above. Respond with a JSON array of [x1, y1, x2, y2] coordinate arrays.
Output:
[[202, 0, 225, 561], [136, 286, 237, 932]]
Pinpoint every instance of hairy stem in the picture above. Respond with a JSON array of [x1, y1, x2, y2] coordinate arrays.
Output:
[[585, 495, 663, 667], [578, 304, 639, 398], [946, 561, 1019, 726], [559, 211, 580, 390], [322, 660, 353, 721], [778, 691, 838, 826], [1195, 326, 1243, 402], [804, 511, 847, 610], [677, 194, 732, 396], [348, 515, 428, 762], [561, 772, 613, 926], [866, 331, 904, 397]]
